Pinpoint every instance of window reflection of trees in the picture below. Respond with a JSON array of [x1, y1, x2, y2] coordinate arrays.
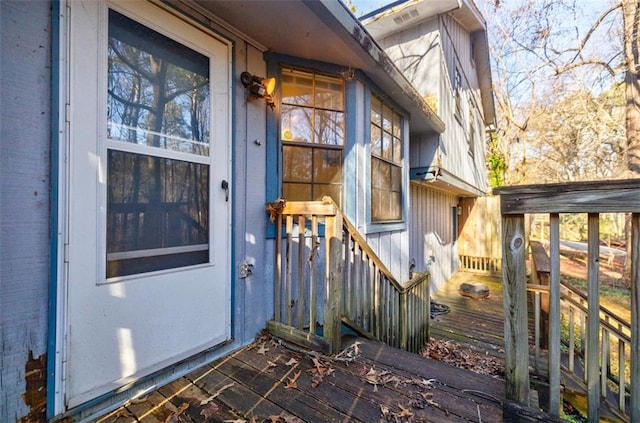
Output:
[[281, 69, 344, 205], [106, 10, 212, 278]]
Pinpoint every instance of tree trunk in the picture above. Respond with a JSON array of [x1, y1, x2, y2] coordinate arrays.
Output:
[[624, 0, 640, 174]]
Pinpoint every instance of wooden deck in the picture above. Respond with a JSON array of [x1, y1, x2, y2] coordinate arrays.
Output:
[[430, 272, 507, 360], [98, 334, 510, 423]]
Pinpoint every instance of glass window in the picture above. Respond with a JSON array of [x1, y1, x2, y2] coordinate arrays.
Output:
[[106, 9, 211, 278], [281, 68, 344, 205], [107, 9, 210, 156], [370, 95, 403, 222]]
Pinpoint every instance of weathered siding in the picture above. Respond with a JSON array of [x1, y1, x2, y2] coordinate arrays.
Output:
[[0, 1, 52, 421], [458, 195, 502, 263], [438, 14, 487, 192], [376, 13, 488, 194], [409, 183, 459, 293]]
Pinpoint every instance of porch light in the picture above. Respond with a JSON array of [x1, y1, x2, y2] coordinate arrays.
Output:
[[241, 71, 276, 109]]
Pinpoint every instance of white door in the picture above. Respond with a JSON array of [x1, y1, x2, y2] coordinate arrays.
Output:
[[64, 0, 231, 408]]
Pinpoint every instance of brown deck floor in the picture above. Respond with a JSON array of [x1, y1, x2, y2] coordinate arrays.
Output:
[[430, 272, 507, 359], [98, 336, 508, 423]]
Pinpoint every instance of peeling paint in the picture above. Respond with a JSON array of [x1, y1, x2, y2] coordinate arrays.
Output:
[[17, 351, 46, 423]]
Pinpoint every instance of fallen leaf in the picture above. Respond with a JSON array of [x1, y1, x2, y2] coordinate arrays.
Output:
[[310, 373, 324, 388], [398, 404, 413, 418], [164, 402, 190, 423], [284, 370, 301, 389], [256, 342, 269, 355], [284, 358, 298, 366], [200, 382, 235, 405], [266, 361, 278, 372], [200, 402, 219, 418]]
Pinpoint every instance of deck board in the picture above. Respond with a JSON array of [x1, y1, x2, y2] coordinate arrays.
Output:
[[100, 335, 509, 423]]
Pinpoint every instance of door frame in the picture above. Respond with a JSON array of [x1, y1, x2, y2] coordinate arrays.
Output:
[[48, 0, 234, 416]]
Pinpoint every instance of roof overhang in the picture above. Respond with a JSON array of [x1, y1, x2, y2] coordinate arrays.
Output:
[[189, 0, 445, 135], [410, 166, 485, 197]]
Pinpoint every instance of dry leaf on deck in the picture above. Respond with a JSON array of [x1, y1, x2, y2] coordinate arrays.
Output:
[[284, 370, 301, 389], [200, 402, 219, 418], [200, 382, 235, 405], [284, 358, 298, 366], [398, 404, 413, 418], [256, 342, 269, 355], [266, 361, 278, 372], [163, 402, 190, 423]]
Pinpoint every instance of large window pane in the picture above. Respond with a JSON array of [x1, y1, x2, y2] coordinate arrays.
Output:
[[370, 94, 403, 223], [315, 74, 344, 110], [281, 105, 313, 143], [281, 68, 344, 206], [283, 146, 312, 182], [108, 9, 210, 156], [315, 110, 344, 145], [282, 69, 313, 107], [107, 150, 209, 278], [314, 149, 342, 183], [283, 183, 312, 201]]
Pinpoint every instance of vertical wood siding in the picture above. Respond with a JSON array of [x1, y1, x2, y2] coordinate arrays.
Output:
[[378, 14, 489, 194], [0, 1, 51, 421], [438, 14, 487, 192], [409, 183, 459, 293]]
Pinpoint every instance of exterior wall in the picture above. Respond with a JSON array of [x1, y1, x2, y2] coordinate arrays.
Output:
[[0, 1, 52, 421], [409, 183, 459, 293], [377, 14, 489, 194], [438, 14, 488, 193], [458, 195, 502, 262]]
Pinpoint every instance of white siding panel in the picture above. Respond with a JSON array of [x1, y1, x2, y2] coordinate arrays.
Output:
[[409, 183, 459, 293]]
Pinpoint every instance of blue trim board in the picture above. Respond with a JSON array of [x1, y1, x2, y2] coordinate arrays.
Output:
[[265, 58, 280, 239], [47, 1, 61, 418], [343, 80, 357, 220]]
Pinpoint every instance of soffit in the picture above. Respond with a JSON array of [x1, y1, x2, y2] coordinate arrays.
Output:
[[191, 0, 445, 135]]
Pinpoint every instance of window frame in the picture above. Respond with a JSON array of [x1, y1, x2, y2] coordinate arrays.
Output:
[[102, 4, 221, 282], [367, 92, 407, 230], [279, 67, 345, 206]]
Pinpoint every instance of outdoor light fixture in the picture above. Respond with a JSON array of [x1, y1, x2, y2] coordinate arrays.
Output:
[[241, 71, 276, 109]]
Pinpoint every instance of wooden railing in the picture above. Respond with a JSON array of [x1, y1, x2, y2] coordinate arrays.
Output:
[[458, 254, 502, 274], [528, 280, 632, 416], [267, 197, 430, 354], [494, 179, 640, 423]]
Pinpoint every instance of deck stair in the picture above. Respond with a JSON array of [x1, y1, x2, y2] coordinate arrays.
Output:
[[266, 197, 430, 355]]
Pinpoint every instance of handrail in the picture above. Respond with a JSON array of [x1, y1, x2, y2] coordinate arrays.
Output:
[[496, 179, 640, 422], [267, 197, 430, 354]]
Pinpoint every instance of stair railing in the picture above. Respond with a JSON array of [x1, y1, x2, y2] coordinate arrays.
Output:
[[266, 197, 430, 354]]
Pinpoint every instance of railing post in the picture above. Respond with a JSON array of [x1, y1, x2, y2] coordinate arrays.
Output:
[[586, 213, 600, 422], [548, 213, 561, 415], [502, 214, 530, 405], [324, 210, 343, 354], [631, 213, 640, 421], [399, 291, 408, 350]]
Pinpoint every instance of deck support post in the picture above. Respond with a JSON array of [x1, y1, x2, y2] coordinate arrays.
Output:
[[502, 214, 530, 405], [324, 208, 343, 354], [548, 213, 561, 415], [631, 213, 640, 421], [586, 213, 600, 422]]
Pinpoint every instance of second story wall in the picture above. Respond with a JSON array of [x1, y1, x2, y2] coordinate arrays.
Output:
[[374, 12, 489, 195]]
